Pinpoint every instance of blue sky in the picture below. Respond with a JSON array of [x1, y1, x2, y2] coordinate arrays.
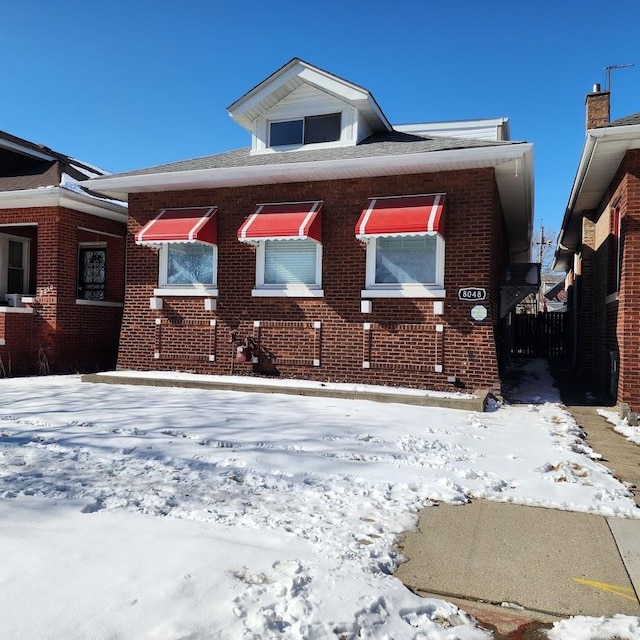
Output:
[[2, 0, 639, 239]]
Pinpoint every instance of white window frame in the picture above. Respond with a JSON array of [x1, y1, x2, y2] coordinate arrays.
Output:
[[156, 242, 218, 297], [0, 233, 30, 299], [252, 239, 324, 297], [361, 234, 446, 298]]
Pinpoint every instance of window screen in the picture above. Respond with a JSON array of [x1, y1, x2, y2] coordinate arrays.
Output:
[[270, 120, 304, 147], [304, 113, 341, 144]]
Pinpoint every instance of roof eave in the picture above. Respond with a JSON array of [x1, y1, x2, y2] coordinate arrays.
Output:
[[84, 144, 531, 194], [0, 187, 127, 222], [556, 123, 640, 269]]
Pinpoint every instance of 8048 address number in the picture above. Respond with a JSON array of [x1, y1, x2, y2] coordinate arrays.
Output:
[[458, 287, 487, 301]]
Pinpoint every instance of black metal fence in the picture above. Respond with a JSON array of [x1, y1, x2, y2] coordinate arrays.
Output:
[[511, 312, 568, 359]]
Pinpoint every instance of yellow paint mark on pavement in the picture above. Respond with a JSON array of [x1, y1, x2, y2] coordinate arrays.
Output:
[[574, 577, 638, 602]]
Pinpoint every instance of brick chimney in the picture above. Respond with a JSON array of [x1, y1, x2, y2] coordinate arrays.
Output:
[[585, 83, 610, 130]]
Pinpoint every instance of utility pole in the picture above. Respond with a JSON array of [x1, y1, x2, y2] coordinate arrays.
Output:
[[536, 223, 552, 313], [536, 224, 552, 266]]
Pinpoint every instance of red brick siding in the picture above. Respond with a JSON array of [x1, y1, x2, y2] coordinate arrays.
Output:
[[119, 169, 506, 392], [0, 206, 125, 374], [0, 311, 34, 375], [575, 150, 640, 409]]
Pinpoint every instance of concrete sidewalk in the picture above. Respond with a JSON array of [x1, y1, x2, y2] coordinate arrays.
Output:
[[395, 359, 640, 637], [395, 501, 640, 633]]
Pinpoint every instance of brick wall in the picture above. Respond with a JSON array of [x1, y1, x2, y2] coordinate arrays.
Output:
[[0, 311, 33, 376], [0, 206, 125, 375], [617, 151, 640, 409], [119, 169, 507, 393], [575, 150, 640, 410]]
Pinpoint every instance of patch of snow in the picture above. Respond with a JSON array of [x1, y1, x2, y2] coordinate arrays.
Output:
[[69, 160, 110, 178], [547, 614, 640, 640], [60, 172, 127, 209], [599, 408, 640, 446]]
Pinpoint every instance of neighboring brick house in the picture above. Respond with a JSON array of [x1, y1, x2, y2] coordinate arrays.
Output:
[[555, 85, 640, 407], [84, 59, 534, 394], [0, 130, 127, 375]]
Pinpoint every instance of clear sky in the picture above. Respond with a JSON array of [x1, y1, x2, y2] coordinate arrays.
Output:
[[2, 0, 639, 239]]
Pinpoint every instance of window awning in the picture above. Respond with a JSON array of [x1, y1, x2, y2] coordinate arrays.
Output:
[[237, 201, 323, 243], [355, 194, 445, 239], [135, 207, 218, 245]]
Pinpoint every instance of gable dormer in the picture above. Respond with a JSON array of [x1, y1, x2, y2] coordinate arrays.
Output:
[[227, 58, 392, 154]]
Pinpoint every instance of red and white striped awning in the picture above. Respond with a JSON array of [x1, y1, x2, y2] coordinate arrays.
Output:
[[135, 207, 218, 245], [237, 201, 323, 243], [355, 194, 445, 239]]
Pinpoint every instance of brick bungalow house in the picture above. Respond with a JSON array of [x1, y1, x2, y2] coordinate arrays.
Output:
[[555, 85, 640, 409], [84, 59, 534, 394], [0, 130, 127, 375]]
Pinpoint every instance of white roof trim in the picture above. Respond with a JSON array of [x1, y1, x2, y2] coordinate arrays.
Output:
[[228, 59, 392, 135], [569, 124, 640, 213], [0, 187, 127, 222], [556, 122, 640, 270], [85, 144, 531, 195]]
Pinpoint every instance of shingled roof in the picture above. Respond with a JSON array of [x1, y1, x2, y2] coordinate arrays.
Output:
[[599, 112, 640, 128], [93, 130, 519, 181], [0, 129, 107, 192]]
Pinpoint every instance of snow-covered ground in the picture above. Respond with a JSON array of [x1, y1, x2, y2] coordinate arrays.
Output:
[[0, 360, 638, 639]]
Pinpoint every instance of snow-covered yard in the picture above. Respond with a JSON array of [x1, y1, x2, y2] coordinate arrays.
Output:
[[0, 361, 638, 639]]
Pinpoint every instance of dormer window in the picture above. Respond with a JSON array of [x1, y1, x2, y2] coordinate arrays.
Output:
[[269, 113, 341, 148]]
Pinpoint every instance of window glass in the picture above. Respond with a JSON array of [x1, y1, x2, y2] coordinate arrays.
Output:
[[375, 236, 437, 284], [270, 120, 303, 147], [167, 243, 214, 285], [7, 239, 25, 294], [304, 113, 341, 144], [78, 248, 106, 300], [264, 239, 317, 285]]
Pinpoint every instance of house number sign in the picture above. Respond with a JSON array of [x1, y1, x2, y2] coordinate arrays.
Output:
[[458, 287, 487, 301]]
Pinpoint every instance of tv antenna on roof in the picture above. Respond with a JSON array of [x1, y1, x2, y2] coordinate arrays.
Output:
[[605, 63, 634, 91]]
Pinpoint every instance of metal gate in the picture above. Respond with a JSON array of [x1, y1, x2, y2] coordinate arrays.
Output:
[[510, 312, 568, 358]]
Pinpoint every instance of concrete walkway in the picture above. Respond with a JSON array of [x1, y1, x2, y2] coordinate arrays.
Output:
[[395, 359, 640, 637]]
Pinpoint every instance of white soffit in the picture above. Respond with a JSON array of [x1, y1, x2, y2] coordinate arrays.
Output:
[[572, 125, 640, 212]]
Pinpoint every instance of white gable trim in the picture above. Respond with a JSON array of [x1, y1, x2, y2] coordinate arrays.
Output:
[[228, 58, 392, 136]]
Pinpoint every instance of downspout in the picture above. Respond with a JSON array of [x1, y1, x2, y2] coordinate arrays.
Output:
[[572, 270, 579, 369]]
